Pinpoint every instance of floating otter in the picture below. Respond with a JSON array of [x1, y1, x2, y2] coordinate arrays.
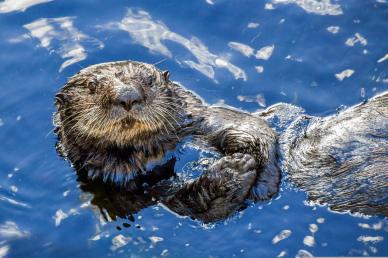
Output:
[[54, 61, 388, 221]]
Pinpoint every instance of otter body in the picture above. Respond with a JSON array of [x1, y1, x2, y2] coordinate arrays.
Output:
[[259, 93, 388, 216], [55, 61, 387, 221]]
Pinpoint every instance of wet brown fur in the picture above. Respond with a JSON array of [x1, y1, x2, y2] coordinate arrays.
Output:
[[54, 60, 387, 220]]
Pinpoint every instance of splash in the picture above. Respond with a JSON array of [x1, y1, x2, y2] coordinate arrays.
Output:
[[101, 9, 246, 82], [22, 17, 103, 72]]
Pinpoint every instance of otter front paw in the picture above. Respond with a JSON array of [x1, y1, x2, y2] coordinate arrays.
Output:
[[210, 153, 257, 174], [208, 153, 258, 203], [163, 153, 258, 222]]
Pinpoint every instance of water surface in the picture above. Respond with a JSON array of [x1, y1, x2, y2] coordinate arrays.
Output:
[[0, 0, 387, 257]]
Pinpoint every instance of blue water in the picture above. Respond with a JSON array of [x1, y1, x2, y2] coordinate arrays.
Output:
[[0, 0, 387, 257]]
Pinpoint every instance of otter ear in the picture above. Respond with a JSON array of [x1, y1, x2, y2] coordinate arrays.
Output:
[[162, 70, 170, 81], [55, 92, 68, 108]]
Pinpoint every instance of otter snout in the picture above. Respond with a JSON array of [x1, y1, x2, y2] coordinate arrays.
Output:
[[114, 84, 143, 111]]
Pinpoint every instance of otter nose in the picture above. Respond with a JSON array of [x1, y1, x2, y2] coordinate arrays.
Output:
[[115, 85, 142, 111]]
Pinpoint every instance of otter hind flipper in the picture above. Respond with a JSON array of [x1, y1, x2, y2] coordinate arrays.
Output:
[[283, 91, 388, 216]]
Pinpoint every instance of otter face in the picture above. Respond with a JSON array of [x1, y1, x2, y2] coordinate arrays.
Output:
[[55, 61, 181, 146]]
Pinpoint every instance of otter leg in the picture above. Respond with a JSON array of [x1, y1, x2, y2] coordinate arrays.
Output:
[[161, 153, 257, 223]]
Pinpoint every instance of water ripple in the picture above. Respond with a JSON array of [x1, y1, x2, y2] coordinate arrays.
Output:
[[99, 9, 246, 82], [17, 17, 103, 71]]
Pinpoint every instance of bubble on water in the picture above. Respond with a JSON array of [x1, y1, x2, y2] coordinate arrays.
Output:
[[10, 186, 18, 193], [16, 116, 21, 121], [161, 249, 169, 256], [277, 250, 287, 257], [272, 229, 292, 244], [282, 205, 290, 210]]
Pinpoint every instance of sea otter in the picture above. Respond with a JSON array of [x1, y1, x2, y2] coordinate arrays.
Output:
[[54, 61, 387, 221]]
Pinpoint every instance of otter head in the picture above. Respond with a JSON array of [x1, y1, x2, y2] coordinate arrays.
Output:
[[54, 61, 186, 177]]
